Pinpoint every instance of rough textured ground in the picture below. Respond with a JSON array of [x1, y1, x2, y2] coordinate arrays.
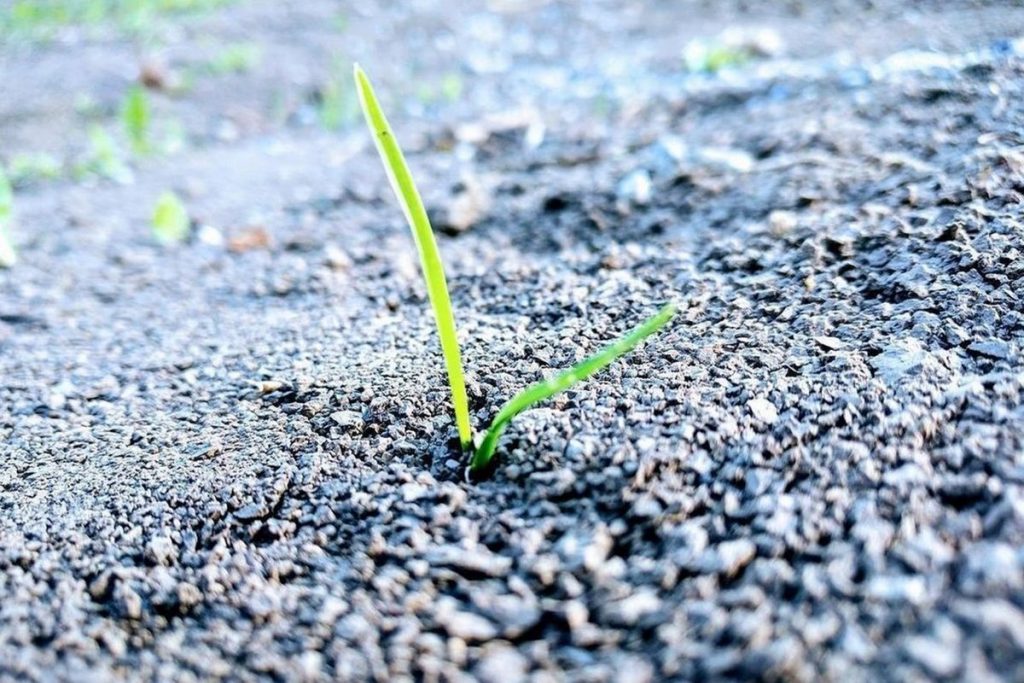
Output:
[[2, 1, 1024, 681]]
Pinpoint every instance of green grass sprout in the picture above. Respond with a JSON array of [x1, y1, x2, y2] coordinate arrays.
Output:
[[354, 64, 473, 449], [77, 125, 132, 183], [471, 302, 677, 470], [122, 85, 151, 155], [152, 190, 189, 244], [0, 167, 16, 267], [354, 64, 678, 472]]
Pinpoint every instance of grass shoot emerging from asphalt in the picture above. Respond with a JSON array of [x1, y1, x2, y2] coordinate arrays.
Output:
[[354, 64, 677, 472], [472, 302, 677, 469]]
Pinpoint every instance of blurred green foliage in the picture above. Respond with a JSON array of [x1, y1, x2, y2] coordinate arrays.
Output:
[[1, 0, 239, 38], [683, 40, 752, 74], [0, 168, 15, 267], [122, 86, 152, 155], [76, 125, 132, 183], [415, 72, 465, 106], [205, 42, 261, 75], [152, 191, 189, 244], [7, 153, 63, 187]]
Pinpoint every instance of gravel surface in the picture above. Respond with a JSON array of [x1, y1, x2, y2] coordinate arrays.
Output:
[[2, 1, 1024, 681]]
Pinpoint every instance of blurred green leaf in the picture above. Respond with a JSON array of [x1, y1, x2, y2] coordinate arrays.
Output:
[[207, 42, 261, 75], [7, 152, 63, 186], [0, 167, 16, 267], [76, 125, 132, 183], [122, 85, 151, 155], [152, 191, 190, 244]]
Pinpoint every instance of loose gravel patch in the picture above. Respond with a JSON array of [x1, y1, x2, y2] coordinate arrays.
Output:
[[2, 1, 1024, 681]]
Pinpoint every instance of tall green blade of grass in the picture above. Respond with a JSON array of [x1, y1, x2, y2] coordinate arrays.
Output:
[[471, 303, 678, 471], [354, 64, 473, 450]]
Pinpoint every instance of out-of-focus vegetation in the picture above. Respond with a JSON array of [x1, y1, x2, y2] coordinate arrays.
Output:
[[415, 72, 464, 106], [76, 125, 132, 183], [206, 42, 262, 75], [6, 153, 63, 187], [683, 28, 783, 74], [122, 86, 152, 155], [0, 0, 238, 38], [152, 191, 189, 244], [0, 168, 16, 267]]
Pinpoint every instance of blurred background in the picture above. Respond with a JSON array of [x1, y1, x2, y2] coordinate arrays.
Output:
[[2, 0, 1022, 205]]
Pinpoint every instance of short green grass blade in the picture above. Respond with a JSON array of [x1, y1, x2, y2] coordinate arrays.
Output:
[[152, 190, 189, 244], [122, 85, 151, 155], [354, 64, 473, 450], [471, 303, 678, 471]]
